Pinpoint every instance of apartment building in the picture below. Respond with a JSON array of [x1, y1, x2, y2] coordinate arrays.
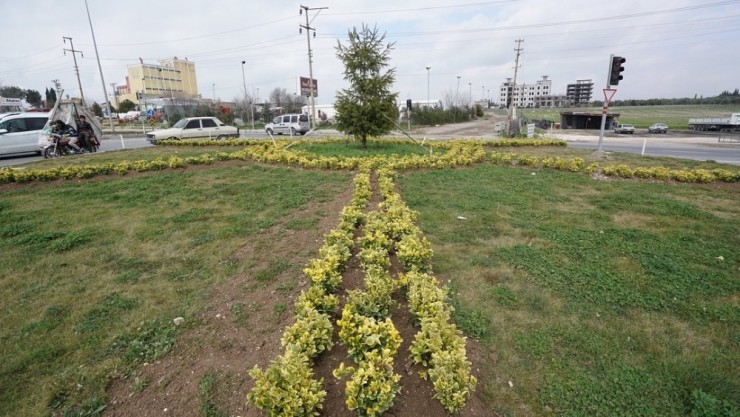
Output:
[[109, 57, 199, 108], [566, 79, 594, 106], [499, 75, 552, 108]]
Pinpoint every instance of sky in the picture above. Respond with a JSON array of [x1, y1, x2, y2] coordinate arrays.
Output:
[[1, 0, 739, 107]]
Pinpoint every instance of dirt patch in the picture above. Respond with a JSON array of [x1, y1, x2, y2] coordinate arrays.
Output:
[[104, 169, 494, 417], [104, 176, 355, 417]]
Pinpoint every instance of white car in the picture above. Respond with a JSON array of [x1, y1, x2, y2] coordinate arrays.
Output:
[[146, 117, 239, 143], [0, 112, 50, 156], [265, 114, 310, 136]]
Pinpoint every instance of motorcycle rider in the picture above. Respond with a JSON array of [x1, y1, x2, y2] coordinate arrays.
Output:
[[52, 119, 84, 153], [76, 115, 95, 151]]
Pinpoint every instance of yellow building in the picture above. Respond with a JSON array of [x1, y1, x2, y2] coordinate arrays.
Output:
[[110, 57, 199, 109]]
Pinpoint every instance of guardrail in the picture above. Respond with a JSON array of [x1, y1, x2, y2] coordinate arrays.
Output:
[[718, 132, 740, 143]]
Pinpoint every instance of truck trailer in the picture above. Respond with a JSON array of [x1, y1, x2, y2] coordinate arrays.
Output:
[[688, 113, 740, 131]]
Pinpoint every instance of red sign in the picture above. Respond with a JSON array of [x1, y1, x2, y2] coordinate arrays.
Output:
[[298, 77, 318, 97]]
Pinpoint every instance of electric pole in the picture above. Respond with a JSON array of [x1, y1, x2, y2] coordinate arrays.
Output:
[[509, 39, 524, 134], [300, 4, 327, 130], [63, 36, 85, 104]]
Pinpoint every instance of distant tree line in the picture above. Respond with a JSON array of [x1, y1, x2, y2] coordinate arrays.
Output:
[[594, 89, 740, 107]]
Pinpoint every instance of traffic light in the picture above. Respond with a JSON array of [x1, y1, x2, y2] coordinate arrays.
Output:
[[609, 56, 626, 86], [136, 92, 141, 100], [406, 99, 412, 110]]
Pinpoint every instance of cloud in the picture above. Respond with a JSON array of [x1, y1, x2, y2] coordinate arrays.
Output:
[[1, 0, 738, 105]]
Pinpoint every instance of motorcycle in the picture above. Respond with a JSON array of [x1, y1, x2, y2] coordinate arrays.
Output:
[[42, 132, 98, 159], [43, 133, 79, 158]]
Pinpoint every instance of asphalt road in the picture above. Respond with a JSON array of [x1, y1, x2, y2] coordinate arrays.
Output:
[[556, 132, 740, 165]]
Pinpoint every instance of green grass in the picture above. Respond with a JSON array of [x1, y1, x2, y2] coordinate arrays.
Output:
[[516, 104, 740, 129], [292, 140, 430, 158], [2, 142, 738, 416], [398, 163, 739, 417], [0, 162, 350, 416]]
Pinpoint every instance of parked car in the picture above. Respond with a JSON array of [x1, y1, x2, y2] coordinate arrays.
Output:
[[265, 114, 310, 136], [648, 123, 669, 134], [0, 112, 50, 156], [146, 117, 239, 143], [614, 124, 635, 134]]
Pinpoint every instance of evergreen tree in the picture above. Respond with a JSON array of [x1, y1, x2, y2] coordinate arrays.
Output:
[[334, 24, 398, 148], [24, 89, 42, 107]]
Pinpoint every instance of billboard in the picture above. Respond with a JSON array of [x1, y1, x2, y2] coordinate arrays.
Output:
[[298, 76, 318, 97]]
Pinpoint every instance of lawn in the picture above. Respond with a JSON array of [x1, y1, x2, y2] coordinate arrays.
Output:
[[1, 141, 737, 416], [398, 163, 739, 416], [0, 162, 351, 416]]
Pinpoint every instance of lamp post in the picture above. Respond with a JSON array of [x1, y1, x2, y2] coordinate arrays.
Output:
[[250, 86, 255, 131], [241, 61, 248, 126], [256, 87, 260, 124], [212, 83, 215, 101], [456, 75, 461, 107], [141, 77, 147, 112], [468, 82, 472, 108], [426, 66, 431, 106]]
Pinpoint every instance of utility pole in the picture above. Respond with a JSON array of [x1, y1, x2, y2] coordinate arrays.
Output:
[[509, 39, 524, 134], [63, 36, 85, 104], [300, 4, 327, 130], [84, 0, 115, 133]]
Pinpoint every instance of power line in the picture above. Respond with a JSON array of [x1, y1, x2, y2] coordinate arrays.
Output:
[[78, 16, 296, 47], [325, 0, 517, 15]]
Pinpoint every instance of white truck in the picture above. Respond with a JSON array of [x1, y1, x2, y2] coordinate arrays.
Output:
[[688, 113, 740, 131]]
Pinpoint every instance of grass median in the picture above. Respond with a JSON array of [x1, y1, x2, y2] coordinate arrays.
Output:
[[399, 163, 739, 416], [0, 162, 351, 416]]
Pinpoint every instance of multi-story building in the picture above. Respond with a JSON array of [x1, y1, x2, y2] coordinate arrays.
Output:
[[566, 79, 593, 106], [499, 75, 552, 108], [109, 57, 199, 109]]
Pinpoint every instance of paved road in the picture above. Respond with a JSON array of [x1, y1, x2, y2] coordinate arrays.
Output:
[[555, 132, 740, 165], [2, 130, 739, 167]]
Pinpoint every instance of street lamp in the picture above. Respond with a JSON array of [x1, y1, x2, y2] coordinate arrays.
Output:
[[212, 83, 215, 101], [241, 61, 248, 127], [468, 82, 472, 107], [426, 66, 431, 106], [141, 77, 147, 112], [456, 75, 461, 107]]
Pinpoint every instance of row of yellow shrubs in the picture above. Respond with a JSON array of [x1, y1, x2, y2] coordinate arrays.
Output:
[[247, 169, 372, 416], [2, 138, 737, 185]]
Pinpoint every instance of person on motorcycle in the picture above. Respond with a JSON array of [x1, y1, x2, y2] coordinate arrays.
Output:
[[52, 120, 84, 153], [76, 115, 95, 151]]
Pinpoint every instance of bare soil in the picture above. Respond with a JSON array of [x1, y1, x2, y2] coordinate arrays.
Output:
[[104, 170, 494, 417]]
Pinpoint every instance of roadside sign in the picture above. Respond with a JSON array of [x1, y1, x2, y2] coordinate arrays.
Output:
[[527, 123, 536, 138]]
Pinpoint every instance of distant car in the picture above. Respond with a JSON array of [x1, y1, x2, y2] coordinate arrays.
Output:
[[265, 114, 310, 136], [648, 123, 669, 134], [146, 117, 239, 143], [0, 112, 50, 156], [614, 124, 635, 134]]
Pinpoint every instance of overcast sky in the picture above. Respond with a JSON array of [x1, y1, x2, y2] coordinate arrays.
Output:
[[1, 0, 739, 106]]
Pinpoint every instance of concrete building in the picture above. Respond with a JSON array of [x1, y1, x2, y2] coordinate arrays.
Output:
[[566, 79, 594, 106], [535, 95, 570, 108], [499, 75, 552, 108], [109, 57, 199, 109]]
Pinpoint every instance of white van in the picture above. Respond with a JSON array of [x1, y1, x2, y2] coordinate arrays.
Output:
[[0, 112, 50, 156], [265, 114, 310, 136]]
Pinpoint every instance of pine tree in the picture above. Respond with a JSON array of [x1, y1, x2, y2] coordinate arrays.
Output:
[[334, 24, 399, 148]]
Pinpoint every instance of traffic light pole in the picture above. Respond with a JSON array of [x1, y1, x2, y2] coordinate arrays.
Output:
[[597, 54, 615, 153], [597, 88, 617, 152]]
